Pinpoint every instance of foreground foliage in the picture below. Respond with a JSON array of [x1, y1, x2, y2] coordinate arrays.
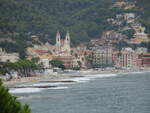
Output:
[[0, 80, 31, 113]]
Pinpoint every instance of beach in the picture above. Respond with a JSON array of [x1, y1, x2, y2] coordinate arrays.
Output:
[[3, 68, 150, 88]]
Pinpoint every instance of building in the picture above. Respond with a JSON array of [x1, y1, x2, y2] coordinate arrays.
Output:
[[101, 30, 127, 44], [55, 55, 73, 69], [114, 48, 143, 68], [71, 45, 88, 68], [26, 44, 53, 68], [142, 53, 150, 67], [130, 26, 149, 44], [0, 48, 19, 63], [55, 31, 71, 55], [113, 0, 135, 9], [124, 13, 135, 24], [39, 59, 51, 68], [135, 47, 148, 54], [27, 31, 72, 68], [92, 46, 114, 68], [53, 31, 75, 68], [113, 0, 127, 8]]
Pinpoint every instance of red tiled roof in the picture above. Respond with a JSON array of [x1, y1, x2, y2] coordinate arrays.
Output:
[[34, 49, 48, 54]]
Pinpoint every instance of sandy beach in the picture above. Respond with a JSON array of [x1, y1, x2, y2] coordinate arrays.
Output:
[[3, 73, 70, 87]]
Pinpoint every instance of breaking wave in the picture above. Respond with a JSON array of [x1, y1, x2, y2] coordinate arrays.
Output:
[[9, 88, 45, 94], [9, 73, 120, 94], [87, 73, 118, 78]]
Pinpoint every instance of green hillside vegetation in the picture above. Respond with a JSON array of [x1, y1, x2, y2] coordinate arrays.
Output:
[[0, 0, 149, 57], [136, 0, 150, 35], [0, 79, 31, 113], [0, 0, 120, 53]]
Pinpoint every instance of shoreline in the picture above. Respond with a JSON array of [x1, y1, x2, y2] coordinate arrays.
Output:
[[3, 69, 150, 87], [4, 73, 72, 87]]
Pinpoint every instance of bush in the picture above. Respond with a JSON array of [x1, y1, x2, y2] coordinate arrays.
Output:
[[49, 60, 64, 68], [0, 80, 31, 113]]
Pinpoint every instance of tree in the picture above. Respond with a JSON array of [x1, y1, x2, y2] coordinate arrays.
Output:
[[14, 60, 37, 77], [0, 79, 31, 113], [31, 57, 40, 64], [58, 64, 66, 70], [0, 68, 8, 75], [1, 60, 37, 77], [49, 60, 64, 68], [139, 41, 150, 52], [115, 40, 129, 51], [77, 61, 82, 68], [122, 29, 135, 39]]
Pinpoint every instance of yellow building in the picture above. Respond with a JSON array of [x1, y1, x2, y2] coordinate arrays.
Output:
[[130, 26, 149, 44]]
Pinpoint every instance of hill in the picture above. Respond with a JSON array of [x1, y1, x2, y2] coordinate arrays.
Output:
[[136, 0, 150, 35], [0, 0, 149, 58], [0, 0, 115, 53]]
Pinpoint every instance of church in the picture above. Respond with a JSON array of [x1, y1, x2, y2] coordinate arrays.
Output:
[[54, 31, 73, 68], [55, 31, 71, 56]]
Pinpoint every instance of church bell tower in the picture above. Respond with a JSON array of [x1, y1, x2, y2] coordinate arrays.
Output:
[[56, 30, 61, 53], [65, 31, 71, 53]]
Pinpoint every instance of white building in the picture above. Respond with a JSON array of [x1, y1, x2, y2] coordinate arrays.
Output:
[[39, 59, 51, 68], [136, 47, 148, 54], [114, 48, 141, 69], [124, 13, 135, 24], [0, 48, 19, 63]]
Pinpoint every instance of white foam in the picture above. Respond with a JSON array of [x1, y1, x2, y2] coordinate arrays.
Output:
[[18, 95, 55, 100], [10, 85, 69, 94], [32, 82, 72, 86], [130, 71, 147, 74], [49, 86, 68, 89], [121, 71, 148, 75], [87, 73, 118, 78], [61, 73, 118, 83], [9, 88, 44, 94], [18, 82, 74, 88], [63, 77, 92, 83], [18, 96, 34, 100]]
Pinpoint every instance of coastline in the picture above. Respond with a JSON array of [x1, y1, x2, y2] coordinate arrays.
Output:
[[3, 68, 150, 88], [4, 73, 72, 87]]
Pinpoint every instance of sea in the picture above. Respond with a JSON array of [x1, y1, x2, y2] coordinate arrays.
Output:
[[10, 71, 150, 113]]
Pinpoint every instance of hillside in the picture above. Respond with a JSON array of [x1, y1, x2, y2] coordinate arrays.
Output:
[[0, 0, 150, 58], [0, 0, 115, 50], [136, 0, 150, 35]]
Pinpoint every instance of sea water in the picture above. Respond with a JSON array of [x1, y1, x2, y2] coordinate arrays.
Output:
[[11, 72, 150, 113]]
